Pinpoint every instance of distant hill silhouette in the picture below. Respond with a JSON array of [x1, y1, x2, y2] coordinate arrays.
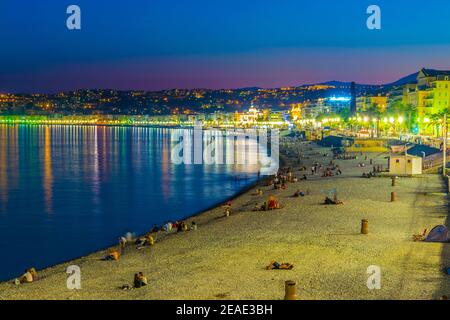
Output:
[[384, 72, 418, 87], [314, 80, 380, 88]]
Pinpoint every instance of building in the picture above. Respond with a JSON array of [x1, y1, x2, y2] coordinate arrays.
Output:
[[290, 103, 303, 121], [301, 97, 350, 119], [356, 95, 388, 113], [389, 154, 422, 175], [400, 68, 450, 116], [234, 106, 262, 125]]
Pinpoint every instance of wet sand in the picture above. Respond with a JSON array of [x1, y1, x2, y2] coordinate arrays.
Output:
[[1, 142, 449, 300]]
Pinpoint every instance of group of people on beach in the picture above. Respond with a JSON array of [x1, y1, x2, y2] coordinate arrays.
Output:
[[253, 195, 282, 211], [109, 219, 197, 288], [251, 165, 313, 212], [15, 268, 38, 285]]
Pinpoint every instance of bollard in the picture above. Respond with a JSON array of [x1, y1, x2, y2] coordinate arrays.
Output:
[[361, 219, 369, 234], [391, 176, 396, 186], [391, 191, 397, 202], [284, 280, 297, 300]]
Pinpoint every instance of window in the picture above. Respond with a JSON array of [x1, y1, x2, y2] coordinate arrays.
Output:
[[396, 159, 400, 163], [407, 160, 411, 163]]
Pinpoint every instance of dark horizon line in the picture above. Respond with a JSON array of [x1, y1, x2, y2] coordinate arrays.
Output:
[[1, 67, 428, 96], [0, 67, 430, 95], [0, 80, 388, 96]]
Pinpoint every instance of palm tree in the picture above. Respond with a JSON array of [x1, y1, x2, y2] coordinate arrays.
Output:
[[404, 104, 418, 132]]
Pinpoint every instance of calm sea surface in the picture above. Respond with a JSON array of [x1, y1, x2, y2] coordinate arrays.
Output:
[[0, 125, 258, 281]]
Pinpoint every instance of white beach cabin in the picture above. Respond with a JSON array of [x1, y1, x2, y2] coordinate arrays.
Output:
[[389, 154, 422, 175]]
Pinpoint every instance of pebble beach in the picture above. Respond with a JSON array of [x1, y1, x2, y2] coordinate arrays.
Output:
[[1, 142, 449, 300]]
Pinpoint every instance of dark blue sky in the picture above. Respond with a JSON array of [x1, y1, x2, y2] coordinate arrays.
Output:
[[1, 0, 450, 93]]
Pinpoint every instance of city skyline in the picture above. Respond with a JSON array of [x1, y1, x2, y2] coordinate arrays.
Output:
[[2, 0, 450, 93]]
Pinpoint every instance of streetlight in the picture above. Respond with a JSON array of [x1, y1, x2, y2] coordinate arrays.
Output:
[[443, 114, 447, 177]]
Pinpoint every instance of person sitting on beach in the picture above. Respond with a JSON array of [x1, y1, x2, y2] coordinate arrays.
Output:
[[324, 196, 344, 205], [18, 269, 34, 284], [151, 224, 159, 233], [176, 221, 188, 232], [144, 234, 155, 246], [134, 272, 148, 288], [321, 168, 332, 177], [224, 207, 231, 217], [28, 268, 38, 281], [119, 236, 127, 248], [267, 196, 280, 210], [292, 189, 305, 198], [135, 237, 146, 246], [260, 202, 268, 211], [266, 260, 294, 270], [190, 221, 197, 231], [163, 222, 173, 233], [16, 267, 38, 284], [252, 203, 261, 211], [104, 249, 120, 261], [254, 188, 263, 196]]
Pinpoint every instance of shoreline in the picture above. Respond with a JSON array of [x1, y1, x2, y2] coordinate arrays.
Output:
[[0, 175, 262, 284], [1, 142, 448, 299], [0, 124, 287, 283], [0, 122, 286, 130], [0, 151, 285, 284]]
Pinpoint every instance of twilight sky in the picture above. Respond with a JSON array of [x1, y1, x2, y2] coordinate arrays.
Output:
[[1, 0, 450, 93]]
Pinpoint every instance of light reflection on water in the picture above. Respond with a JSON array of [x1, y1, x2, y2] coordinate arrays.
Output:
[[0, 125, 259, 281]]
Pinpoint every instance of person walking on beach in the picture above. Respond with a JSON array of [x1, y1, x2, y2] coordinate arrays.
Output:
[[119, 236, 127, 254]]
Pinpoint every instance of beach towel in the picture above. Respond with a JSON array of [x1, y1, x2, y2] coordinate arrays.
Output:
[[425, 225, 449, 243]]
